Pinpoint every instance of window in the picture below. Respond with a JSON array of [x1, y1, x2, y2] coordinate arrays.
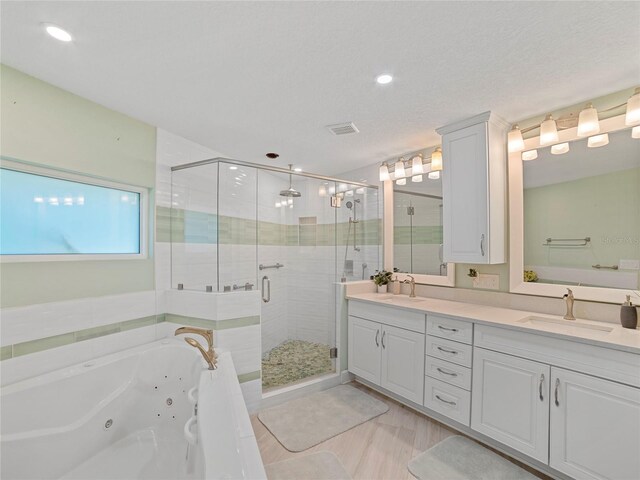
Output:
[[0, 163, 147, 260]]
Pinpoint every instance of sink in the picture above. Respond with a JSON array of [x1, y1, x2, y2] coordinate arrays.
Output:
[[517, 316, 613, 335], [380, 295, 427, 305]]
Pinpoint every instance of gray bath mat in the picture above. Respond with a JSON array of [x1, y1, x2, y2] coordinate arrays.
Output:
[[266, 451, 351, 480], [408, 435, 538, 480], [258, 385, 388, 452]]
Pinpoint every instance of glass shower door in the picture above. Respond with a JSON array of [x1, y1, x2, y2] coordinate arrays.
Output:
[[257, 169, 338, 391]]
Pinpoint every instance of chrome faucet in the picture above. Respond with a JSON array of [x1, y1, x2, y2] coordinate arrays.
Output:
[[563, 288, 576, 321], [404, 275, 417, 298], [175, 327, 218, 370]]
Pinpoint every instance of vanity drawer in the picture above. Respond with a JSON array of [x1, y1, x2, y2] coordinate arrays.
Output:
[[425, 355, 472, 391], [349, 300, 426, 334], [426, 336, 472, 368], [427, 315, 473, 344], [424, 376, 471, 426]]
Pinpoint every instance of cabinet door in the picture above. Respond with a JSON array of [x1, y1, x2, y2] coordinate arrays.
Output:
[[550, 367, 640, 480], [380, 325, 425, 404], [471, 348, 550, 463], [348, 316, 381, 384], [442, 121, 489, 264]]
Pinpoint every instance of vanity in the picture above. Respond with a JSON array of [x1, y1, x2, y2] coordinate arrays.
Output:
[[347, 293, 640, 480]]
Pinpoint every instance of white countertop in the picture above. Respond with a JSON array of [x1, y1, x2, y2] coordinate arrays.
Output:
[[346, 292, 640, 354]]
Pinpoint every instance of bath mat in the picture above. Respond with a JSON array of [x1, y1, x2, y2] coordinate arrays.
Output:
[[258, 385, 388, 452], [265, 451, 351, 480], [408, 435, 538, 480]]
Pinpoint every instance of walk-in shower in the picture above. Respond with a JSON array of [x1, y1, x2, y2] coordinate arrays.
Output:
[[169, 158, 380, 393]]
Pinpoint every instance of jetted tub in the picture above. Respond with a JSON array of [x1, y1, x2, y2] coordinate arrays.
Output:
[[0, 338, 266, 480]]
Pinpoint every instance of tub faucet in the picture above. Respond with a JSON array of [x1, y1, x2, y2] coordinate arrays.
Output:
[[404, 275, 417, 298], [175, 327, 217, 370], [563, 288, 576, 321]]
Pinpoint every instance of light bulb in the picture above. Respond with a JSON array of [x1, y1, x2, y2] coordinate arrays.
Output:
[[539, 114, 559, 146], [633, 126, 640, 139], [411, 175, 423, 183], [577, 103, 600, 137], [521, 150, 538, 161], [378, 163, 390, 181], [394, 159, 406, 179], [551, 143, 570, 155], [396, 177, 406, 186], [430, 147, 443, 171], [287, 198, 293, 205], [428, 171, 440, 180], [625, 88, 640, 126], [587, 133, 609, 148], [410, 155, 423, 175], [508, 125, 525, 153]]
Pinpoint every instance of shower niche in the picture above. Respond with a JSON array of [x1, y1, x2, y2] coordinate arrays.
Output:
[[170, 159, 380, 392]]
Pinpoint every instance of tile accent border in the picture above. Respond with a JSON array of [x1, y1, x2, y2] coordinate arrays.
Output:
[[237, 370, 261, 384], [165, 313, 260, 330]]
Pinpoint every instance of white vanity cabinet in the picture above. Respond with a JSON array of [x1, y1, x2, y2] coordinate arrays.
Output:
[[347, 302, 425, 404], [550, 367, 640, 480], [471, 347, 550, 463], [436, 111, 508, 264]]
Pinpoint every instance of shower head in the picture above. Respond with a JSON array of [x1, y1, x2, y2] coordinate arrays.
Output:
[[280, 164, 302, 198], [346, 201, 353, 209]]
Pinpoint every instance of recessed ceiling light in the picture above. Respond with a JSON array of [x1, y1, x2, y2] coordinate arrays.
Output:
[[294, 168, 302, 172], [43, 23, 73, 42], [376, 74, 393, 85], [229, 166, 238, 170]]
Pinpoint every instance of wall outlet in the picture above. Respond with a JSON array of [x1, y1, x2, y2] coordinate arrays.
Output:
[[473, 273, 500, 290]]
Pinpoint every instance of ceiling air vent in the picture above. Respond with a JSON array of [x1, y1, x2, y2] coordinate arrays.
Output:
[[326, 122, 359, 136]]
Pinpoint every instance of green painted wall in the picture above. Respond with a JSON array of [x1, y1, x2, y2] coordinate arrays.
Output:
[[524, 167, 640, 271], [0, 65, 157, 307]]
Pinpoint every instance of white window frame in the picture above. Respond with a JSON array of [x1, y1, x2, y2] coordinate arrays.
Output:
[[0, 159, 149, 262]]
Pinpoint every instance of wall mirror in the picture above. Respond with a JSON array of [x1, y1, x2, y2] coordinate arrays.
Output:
[[510, 113, 640, 303], [382, 150, 455, 286]]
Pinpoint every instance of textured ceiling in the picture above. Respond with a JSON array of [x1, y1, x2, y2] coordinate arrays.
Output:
[[1, 1, 639, 175]]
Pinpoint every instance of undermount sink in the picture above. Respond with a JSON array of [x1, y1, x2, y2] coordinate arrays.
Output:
[[379, 295, 427, 304], [517, 316, 614, 335]]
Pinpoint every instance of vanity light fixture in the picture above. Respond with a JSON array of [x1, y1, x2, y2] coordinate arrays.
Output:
[[396, 177, 406, 185], [411, 174, 423, 183], [43, 23, 73, 42], [521, 149, 538, 161], [378, 163, 391, 181], [410, 155, 424, 175], [507, 125, 525, 153], [551, 142, 570, 155], [394, 159, 406, 179], [577, 103, 600, 137], [318, 184, 327, 197], [587, 133, 609, 148], [626, 88, 640, 125], [428, 171, 440, 180], [430, 147, 443, 171], [632, 126, 640, 139], [539, 114, 559, 146]]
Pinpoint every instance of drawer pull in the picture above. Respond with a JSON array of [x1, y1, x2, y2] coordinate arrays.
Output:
[[436, 367, 458, 377], [554, 378, 560, 407], [538, 373, 545, 401], [381, 330, 386, 349], [375, 330, 379, 347], [435, 395, 457, 406], [437, 346, 458, 355], [438, 325, 459, 333]]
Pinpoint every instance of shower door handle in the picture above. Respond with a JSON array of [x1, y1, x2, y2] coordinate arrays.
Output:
[[261, 276, 270, 303]]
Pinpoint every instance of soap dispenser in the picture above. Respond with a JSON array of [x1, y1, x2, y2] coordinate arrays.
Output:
[[391, 275, 401, 295], [620, 295, 638, 329]]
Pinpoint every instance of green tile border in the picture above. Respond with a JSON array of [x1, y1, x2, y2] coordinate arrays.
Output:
[[1, 312, 260, 361], [237, 370, 261, 383]]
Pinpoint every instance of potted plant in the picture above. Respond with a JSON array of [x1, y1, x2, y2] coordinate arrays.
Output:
[[373, 270, 393, 293]]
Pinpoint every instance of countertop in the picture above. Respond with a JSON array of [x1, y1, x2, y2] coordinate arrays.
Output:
[[346, 292, 640, 354]]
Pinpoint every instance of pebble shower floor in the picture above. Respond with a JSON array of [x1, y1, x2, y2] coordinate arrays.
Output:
[[261, 340, 335, 390]]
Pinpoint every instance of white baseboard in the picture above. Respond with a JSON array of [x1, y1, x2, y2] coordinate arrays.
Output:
[[340, 369, 355, 384], [259, 373, 342, 410]]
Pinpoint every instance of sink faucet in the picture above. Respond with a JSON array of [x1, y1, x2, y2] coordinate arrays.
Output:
[[404, 275, 416, 298], [175, 327, 218, 370], [563, 288, 576, 321]]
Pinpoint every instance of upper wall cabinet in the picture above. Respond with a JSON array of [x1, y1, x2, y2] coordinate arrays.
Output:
[[436, 112, 509, 264]]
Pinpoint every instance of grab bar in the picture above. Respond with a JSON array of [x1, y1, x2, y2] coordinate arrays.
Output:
[[259, 263, 284, 270], [262, 276, 270, 303], [543, 237, 591, 247], [592, 264, 619, 270]]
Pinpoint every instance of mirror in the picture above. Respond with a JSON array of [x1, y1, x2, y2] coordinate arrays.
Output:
[[510, 113, 640, 303], [382, 150, 455, 286]]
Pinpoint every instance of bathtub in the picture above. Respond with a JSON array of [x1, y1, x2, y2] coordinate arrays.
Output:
[[0, 338, 266, 480]]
